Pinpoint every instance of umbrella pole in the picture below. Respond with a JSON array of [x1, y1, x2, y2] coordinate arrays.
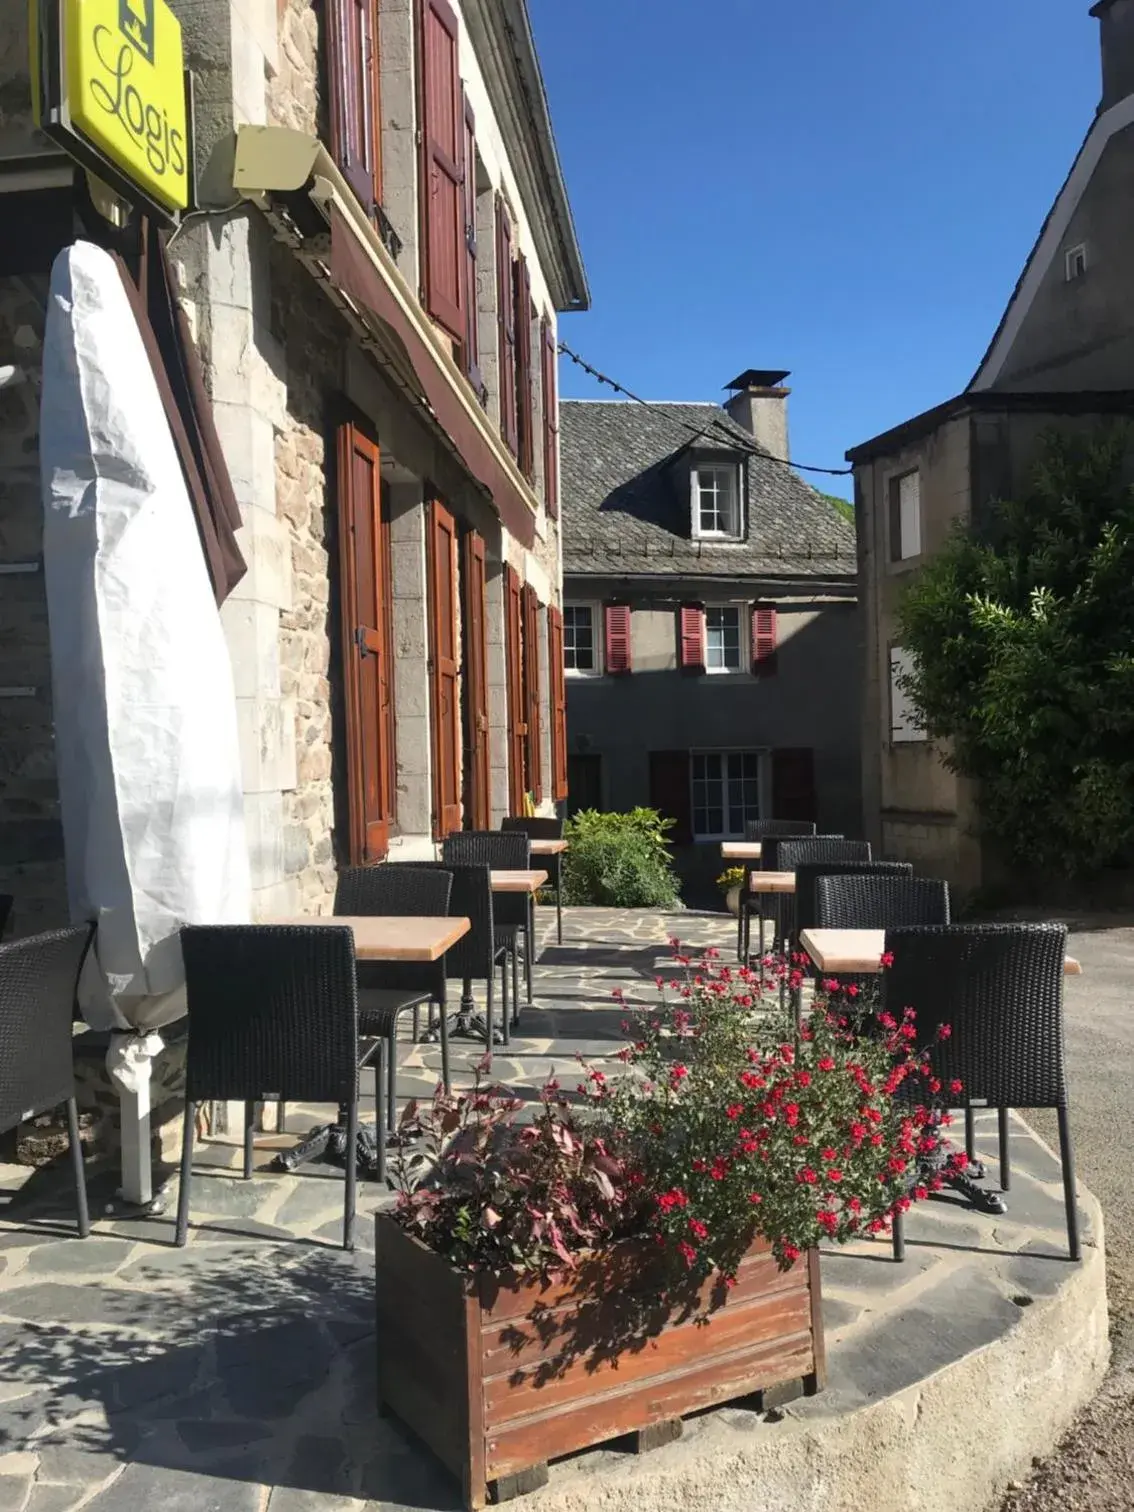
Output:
[[107, 1031, 165, 1207]]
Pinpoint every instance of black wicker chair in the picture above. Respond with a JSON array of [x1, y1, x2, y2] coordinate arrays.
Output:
[[815, 875, 951, 930], [442, 832, 532, 1025], [503, 816, 565, 945], [766, 837, 870, 951], [0, 896, 12, 939], [794, 861, 913, 946], [333, 865, 453, 1136], [737, 821, 817, 962], [0, 925, 94, 1238], [177, 925, 365, 1250], [386, 861, 509, 1045], [882, 923, 1078, 1262]]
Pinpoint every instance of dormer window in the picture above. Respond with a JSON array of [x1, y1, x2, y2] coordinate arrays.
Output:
[[692, 464, 742, 539]]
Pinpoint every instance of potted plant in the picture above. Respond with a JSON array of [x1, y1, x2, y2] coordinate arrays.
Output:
[[717, 865, 746, 916], [377, 951, 956, 1510]]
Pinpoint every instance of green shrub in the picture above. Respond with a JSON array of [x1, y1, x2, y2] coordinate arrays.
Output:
[[561, 808, 681, 908]]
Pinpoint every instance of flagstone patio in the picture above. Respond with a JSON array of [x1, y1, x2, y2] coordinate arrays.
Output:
[[0, 909, 1109, 1512]]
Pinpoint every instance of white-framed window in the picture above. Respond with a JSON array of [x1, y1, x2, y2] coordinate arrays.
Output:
[[705, 605, 743, 672], [1065, 243, 1088, 282], [888, 469, 922, 562], [563, 603, 599, 674], [691, 750, 765, 838], [890, 646, 927, 743], [692, 465, 742, 539]]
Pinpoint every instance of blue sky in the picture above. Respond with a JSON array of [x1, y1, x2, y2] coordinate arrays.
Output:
[[529, 0, 1101, 500]]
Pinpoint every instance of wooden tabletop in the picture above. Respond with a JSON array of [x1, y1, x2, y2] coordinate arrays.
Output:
[[800, 928, 1082, 977], [529, 839, 568, 856], [491, 869, 549, 894], [721, 842, 762, 861], [270, 915, 470, 962], [747, 871, 796, 894]]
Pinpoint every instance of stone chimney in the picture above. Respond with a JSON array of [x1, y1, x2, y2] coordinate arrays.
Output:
[[723, 370, 791, 461], [1092, 0, 1134, 110]]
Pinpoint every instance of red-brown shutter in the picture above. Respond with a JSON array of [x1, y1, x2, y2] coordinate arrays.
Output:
[[541, 316, 559, 517], [604, 603, 631, 675], [752, 604, 778, 676], [548, 605, 568, 801], [326, 0, 382, 215], [649, 751, 692, 845], [679, 604, 705, 671], [522, 583, 542, 805], [427, 496, 461, 838], [514, 254, 534, 478], [337, 422, 395, 862], [419, 0, 464, 341], [503, 564, 526, 814], [461, 93, 482, 393], [462, 527, 491, 829], [496, 199, 517, 455], [772, 748, 817, 824]]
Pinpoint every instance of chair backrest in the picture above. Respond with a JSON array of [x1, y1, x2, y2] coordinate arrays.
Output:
[[0, 896, 12, 940], [0, 924, 94, 1132], [765, 835, 861, 872], [881, 923, 1069, 1109], [794, 861, 912, 935], [443, 832, 530, 927], [383, 861, 496, 982], [180, 926, 360, 1105], [501, 817, 564, 840], [744, 820, 817, 842], [816, 875, 950, 931], [334, 865, 452, 919]]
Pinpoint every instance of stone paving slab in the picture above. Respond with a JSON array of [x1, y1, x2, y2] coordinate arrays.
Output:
[[0, 908, 1107, 1512]]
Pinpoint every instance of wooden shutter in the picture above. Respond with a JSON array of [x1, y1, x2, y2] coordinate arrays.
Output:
[[419, 0, 464, 340], [461, 528, 491, 829], [548, 605, 568, 801], [327, 0, 381, 215], [751, 603, 778, 676], [541, 316, 559, 517], [496, 199, 517, 454], [679, 604, 705, 671], [522, 583, 542, 805], [649, 751, 692, 845], [514, 254, 534, 478], [772, 748, 817, 824], [604, 603, 631, 675], [462, 94, 482, 392], [503, 564, 527, 814], [337, 422, 395, 862], [427, 496, 461, 838]]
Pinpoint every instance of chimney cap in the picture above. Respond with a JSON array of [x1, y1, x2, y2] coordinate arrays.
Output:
[[725, 368, 791, 391]]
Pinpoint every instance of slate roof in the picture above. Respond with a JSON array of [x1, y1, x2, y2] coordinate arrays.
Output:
[[560, 400, 856, 582]]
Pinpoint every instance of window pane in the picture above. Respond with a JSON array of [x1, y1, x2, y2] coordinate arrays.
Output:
[[564, 606, 594, 671]]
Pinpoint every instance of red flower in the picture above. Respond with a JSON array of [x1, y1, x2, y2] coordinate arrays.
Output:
[[880, 951, 895, 968], [821, 1148, 837, 1162], [938, 1025, 952, 1040], [748, 1192, 763, 1205], [688, 1218, 709, 1241], [817, 1057, 836, 1073], [797, 1168, 819, 1185], [784, 1103, 801, 1128], [846, 1196, 862, 1214], [817, 1210, 839, 1234], [913, 1185, 929, 1201], [678, 1241, 697, 1268], [888, 1156, 908, 1175], [726, 1103, 744, 1120], [795, 1071, 812, 1089], [782, 1243, 801, 1263], [949, 1079, 963, 1096], [827, 1168, 843, 1183]]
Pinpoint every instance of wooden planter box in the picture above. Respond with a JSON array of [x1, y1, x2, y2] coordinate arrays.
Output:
[[375, 1214, 826, 1510]]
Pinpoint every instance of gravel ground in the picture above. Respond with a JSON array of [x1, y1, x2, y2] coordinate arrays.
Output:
[[998, 921, 1134, 1511]]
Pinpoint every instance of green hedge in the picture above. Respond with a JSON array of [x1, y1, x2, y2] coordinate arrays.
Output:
[[561, 808, 681, 908]]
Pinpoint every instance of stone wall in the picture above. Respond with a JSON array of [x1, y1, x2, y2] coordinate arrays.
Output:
[[269, 0, 319, 135]]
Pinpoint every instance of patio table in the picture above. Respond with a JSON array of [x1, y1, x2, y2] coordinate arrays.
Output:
[[721, 841, 762, 861], [491, 870, 547, 1014], [528, 839, 568, 856], [799, 928, 1082, 977]]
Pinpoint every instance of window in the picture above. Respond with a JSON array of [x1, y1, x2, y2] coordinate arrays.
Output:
[[888, 469, 921, 562], [705, 606, 742, 672], [693, 466, 741, 538], [1065, 244, 1088, 282], [563, 604, 597, 673], [890, 646, 927, 743], [691, 752, 763, 839]]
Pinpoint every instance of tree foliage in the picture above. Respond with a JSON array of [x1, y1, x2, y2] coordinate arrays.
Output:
[[896, 425, 1134, 875]]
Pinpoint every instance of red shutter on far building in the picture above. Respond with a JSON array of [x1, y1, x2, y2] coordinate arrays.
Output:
[[419, 0, 464, 341], [548, 605, 568, 801], [679, 604, 705, 671], [496, 199, 517, 455], [604, 603, 631, 675], [772, 748, 817, 824], [541, 316, 559, 516], [751, 604, 778, 676], [649, 751, 692, 845]]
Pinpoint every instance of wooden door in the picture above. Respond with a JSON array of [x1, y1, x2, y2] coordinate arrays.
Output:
[[338, 422, 395, 862], [461, 528, 491, 829], [427, 496, 462, 839], [503, 563, 527, 814]]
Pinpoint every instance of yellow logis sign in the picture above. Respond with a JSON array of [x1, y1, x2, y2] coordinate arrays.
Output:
[[63, 0, 189, 212]]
